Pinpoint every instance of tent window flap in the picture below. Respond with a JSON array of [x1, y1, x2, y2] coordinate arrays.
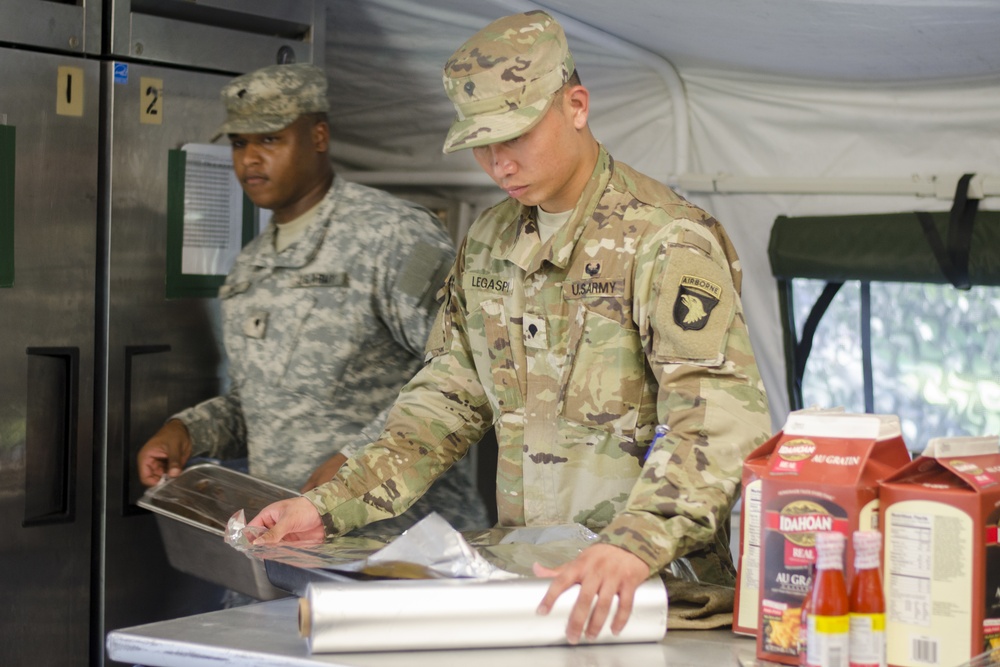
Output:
[[768, 211, 1000, 287]]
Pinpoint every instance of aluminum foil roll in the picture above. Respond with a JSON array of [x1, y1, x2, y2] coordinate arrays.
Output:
[[299, 577, 668, 653]]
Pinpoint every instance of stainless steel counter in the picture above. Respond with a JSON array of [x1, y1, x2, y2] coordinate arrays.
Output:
[[107, 597, 759, 667]]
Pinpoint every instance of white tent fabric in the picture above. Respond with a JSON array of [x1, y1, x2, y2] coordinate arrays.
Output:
[[323, 0, 1000, 427]]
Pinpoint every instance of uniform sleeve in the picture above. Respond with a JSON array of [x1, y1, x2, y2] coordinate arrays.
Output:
[[305, 259, 493, 534], [372, 204, 456, 358], [596, 222, 771, 576], [171, 385, 248, 461], [333, 203, 458, 464]]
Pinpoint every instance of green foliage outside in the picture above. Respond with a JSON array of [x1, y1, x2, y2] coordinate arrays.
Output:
[[794, 279, 1000, 451]]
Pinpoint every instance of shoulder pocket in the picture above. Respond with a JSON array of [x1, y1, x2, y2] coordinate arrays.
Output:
[[423, 271, 455, 361]]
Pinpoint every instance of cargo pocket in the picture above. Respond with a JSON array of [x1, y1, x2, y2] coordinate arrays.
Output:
[[559, 303, 643, 440], [281, 286, 351, 398], [219, 281, 250, 384], [466, 297, 520, 416]]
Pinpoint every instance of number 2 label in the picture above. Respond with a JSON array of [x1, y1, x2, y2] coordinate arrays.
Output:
[[141, 77, 163, 125]]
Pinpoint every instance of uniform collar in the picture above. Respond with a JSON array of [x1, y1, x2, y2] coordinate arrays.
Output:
[[252, 176, 340, 269], [492, 145, 613, 275]]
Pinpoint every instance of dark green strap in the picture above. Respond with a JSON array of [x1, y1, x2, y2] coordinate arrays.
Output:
[[947, 173, 978, 289], [0, 125, 14, 288], [790, 281, 844, 409], [915, 173, 978, 290], [795, 282, 844, 383], [860, 281, 874, 413]]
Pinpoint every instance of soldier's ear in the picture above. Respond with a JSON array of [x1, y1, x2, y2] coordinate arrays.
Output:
[[312, 119, 330, 153], [565, 85, 590, 130]]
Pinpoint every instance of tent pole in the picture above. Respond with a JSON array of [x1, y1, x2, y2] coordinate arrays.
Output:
[[337, 170, 1000, 201]]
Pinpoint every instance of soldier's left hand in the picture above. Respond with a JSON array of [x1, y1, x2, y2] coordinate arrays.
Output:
[[533, 543, 650, 644]]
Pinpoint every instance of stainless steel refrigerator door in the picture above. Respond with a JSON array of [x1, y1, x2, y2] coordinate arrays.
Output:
[[101, 62, 236, 653], [106, 0, 324, 71], [0, 49, 98, 665], [0, 0, 101, 55]]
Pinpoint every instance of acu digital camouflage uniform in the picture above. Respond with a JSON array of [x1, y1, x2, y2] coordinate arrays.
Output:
[[173, 63, 488, 533], [304, 13, 771, 582]]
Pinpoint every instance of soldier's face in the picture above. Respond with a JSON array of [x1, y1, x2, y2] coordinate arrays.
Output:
[[229, 116, 328, 222], [472, 86, 593, 214]]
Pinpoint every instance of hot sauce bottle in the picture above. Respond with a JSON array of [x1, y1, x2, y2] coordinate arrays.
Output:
[[849, 531, 886, 667], [807, 531, 850, 667], [799, 563, 817, 665]]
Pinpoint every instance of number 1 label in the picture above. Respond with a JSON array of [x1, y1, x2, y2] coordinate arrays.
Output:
[[56, 66, 84, 117]]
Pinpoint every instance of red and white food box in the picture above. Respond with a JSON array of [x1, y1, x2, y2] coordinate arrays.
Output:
[[880, 435, 1000, 667], [734, 411, 911, 665]]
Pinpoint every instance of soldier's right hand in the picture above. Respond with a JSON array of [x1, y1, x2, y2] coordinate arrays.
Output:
[[136, 419, 193, 487], [248, 497, 326, 545]]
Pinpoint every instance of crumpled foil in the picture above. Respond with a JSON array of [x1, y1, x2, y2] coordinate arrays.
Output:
[[224, 508, 267, 550], [226, 509, 701, 583]]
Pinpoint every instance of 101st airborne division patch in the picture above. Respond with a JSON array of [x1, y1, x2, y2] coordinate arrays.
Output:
[[673, 274, 721, 331]]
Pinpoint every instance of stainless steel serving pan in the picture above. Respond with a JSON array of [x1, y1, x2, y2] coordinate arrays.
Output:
[[138, 463, 298, 600]]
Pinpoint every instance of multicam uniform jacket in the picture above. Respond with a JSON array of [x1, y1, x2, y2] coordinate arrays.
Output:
[[173, 175, 488, 532], [306, 148, 770, 579]]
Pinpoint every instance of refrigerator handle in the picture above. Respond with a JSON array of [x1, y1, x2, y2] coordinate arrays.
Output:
[[23, 347, 80, 526], [122, 344, 171, 516]]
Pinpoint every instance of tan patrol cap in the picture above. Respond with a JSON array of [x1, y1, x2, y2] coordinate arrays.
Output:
[[441, 11, 575, 153], [218, 63, 329, 135]]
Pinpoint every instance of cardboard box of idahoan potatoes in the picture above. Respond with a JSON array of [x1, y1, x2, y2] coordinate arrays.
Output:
[[879, 435, 1000, 667], [733, 411, 911, 665]]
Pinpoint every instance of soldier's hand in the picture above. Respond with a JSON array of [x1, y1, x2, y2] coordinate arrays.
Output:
[[300, 452, 348, 492], [248, 497, 326, 545], [136, 419, 193, 487], [533, 543, 651, 644]]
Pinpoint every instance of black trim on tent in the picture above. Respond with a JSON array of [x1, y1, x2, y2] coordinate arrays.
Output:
[[860, 281, 873, 413], [914, 173, 979, 290], [769, 180, 997, 410]]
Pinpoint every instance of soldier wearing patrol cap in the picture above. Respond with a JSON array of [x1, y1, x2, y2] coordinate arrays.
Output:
[[137, 62, 488, 538], [249, 12, 771, 641]]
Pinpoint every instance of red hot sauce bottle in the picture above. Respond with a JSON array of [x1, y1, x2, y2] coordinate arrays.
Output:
[[806, 531, 850, 667], [799, 563, 817, 666], [849, 531, 886, 667]]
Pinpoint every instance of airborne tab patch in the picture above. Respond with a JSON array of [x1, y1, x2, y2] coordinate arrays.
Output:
[[674, 274, 721, 331]]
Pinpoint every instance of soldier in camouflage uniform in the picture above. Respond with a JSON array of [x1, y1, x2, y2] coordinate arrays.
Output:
[[249, 13, 770, 639], [136, 63, 488, 535]]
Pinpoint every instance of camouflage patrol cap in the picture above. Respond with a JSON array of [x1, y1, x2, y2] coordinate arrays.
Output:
[[218, 63, 329, 135], [441, 10, 575, 153]]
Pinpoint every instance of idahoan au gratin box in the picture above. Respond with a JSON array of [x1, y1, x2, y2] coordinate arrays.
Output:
[[736, 411, 911, 665], [734, 409, 866, 636], [880, 435, 1000, 667]]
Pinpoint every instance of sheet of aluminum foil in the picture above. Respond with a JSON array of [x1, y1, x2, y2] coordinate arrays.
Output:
[[299, 576, 668, 653], [226, 511, 603, 580]]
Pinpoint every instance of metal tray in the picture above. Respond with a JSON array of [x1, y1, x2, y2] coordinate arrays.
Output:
[[138, 463, 299, 601]]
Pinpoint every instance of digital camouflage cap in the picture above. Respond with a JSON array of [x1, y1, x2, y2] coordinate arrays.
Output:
[[218, 63, 329, 135], [441, 10, 575, 153]]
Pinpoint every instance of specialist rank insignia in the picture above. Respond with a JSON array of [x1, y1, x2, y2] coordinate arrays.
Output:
[[673, 274, 721, 331]]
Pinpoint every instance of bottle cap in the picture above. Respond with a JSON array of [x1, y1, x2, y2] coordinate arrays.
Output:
[[814, 531, 845, 570], [853, 530, 882, 570]]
